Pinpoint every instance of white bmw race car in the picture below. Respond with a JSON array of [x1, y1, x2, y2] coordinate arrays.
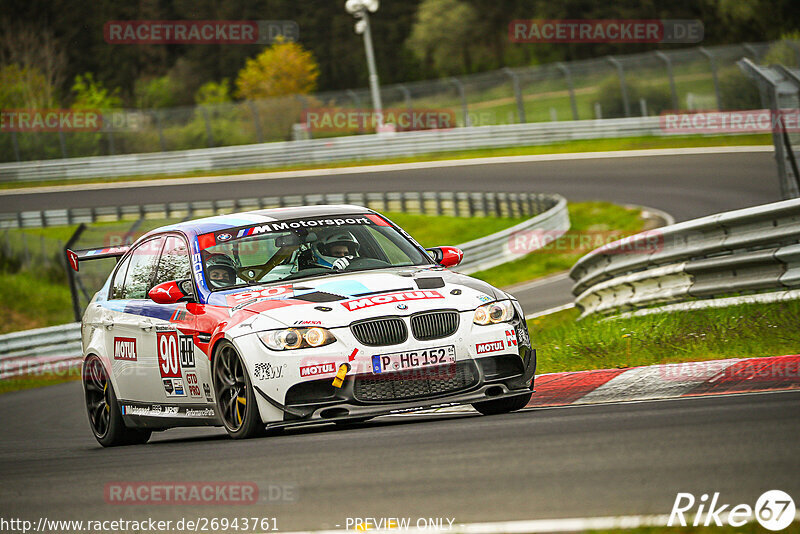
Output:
[[70, 205, 536, 446]]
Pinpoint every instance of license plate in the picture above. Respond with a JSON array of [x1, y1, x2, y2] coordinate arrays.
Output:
[[371, 345, 456, 374]]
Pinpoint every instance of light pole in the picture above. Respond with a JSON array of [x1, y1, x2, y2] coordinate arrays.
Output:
[[345, 0, 383, 129]]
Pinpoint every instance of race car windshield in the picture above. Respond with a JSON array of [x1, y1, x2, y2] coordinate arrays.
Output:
[[201, 216, 433, 289]]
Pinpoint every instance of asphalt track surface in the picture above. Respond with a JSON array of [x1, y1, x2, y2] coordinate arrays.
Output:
[[1, 149, 793, 530], [1, 383, 798, 530]]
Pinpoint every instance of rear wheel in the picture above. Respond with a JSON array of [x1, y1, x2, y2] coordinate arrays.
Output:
[[472, 391, 532, 416], [83, 355, 151, 447], [213, 342, 264, 439]]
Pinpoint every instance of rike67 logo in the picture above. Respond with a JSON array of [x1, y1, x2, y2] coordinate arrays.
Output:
[[669, 490, 796, 531]]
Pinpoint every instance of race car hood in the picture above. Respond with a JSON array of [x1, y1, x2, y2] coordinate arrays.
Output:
[[210, 267, 509, 329]]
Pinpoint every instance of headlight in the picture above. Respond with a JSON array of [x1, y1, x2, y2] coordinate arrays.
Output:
[[473, 300, 514, 325], [258, 328, 336, 350]]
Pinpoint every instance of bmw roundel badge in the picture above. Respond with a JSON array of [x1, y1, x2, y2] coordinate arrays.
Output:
[[218, 233, 232, 241], [397, 303, 408, 310]]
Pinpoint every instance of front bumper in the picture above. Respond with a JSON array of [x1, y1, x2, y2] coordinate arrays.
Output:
[[255, 349, 536, 429]]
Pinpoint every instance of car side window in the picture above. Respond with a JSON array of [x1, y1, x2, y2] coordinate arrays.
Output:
[[153, 235, 191, 286], [121, 237, 165, 299], [109, 255, 131, 300]]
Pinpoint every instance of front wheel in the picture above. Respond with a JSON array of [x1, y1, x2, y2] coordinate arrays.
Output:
[[472, 391, 532, 416], [213, 341, 264, 439], [83, 355, 151, 447]]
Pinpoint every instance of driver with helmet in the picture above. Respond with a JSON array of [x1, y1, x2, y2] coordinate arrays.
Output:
[[311, 231, 360, 270], [205, 253, 237, 288]]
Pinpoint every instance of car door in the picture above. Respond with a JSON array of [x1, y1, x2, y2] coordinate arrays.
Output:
[[147, 234, 207, 406], [103, 235, 165, 403]]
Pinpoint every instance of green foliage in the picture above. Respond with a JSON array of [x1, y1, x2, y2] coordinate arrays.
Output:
[[0, 64, 55, 108], [195, 79, 233, 105], [763, 35, 800, 66], [134, 76, 179, 109], [718, 66, 761, 110], [406, 0, 484, 75], [596, 75, 673, 118], [70, 73, 121, 110], [235, 38, 320, 100]]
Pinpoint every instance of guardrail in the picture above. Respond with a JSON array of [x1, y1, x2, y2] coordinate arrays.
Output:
[[1, 191, 569, 372], [0, 323, 82, 380], [569, 198, 800, 317], [0, 117, 666, 183]]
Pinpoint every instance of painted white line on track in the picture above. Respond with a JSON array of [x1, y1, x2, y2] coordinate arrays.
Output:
[[0, 145, 772, 196], [524, 303, 574, 320], [504, 272, 571, 294]]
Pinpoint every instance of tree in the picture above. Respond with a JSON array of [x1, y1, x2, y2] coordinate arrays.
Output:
[[71, 73, 122, 110], [235, 38, 320, 100], [195, 80, 233, 106], [406, 0, 483, 75]]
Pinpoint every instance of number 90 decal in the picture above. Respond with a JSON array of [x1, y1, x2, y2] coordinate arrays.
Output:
[[158, 331, 182, 378]]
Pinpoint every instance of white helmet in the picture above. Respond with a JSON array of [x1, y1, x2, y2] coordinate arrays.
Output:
[[205, 254, 237, 288], [312, 231, 360, 268]]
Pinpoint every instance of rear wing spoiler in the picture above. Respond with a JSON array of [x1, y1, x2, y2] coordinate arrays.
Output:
[[66, 246, 130, 272]]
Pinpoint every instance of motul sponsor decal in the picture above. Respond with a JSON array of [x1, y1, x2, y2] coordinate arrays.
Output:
[[299, 362, 336, 377], [476, 340, 504, 354], [113, 337, 137, 361], [341, 290, 444, 311]]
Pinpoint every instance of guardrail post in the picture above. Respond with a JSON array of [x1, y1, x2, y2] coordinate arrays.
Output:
[[606, 56, 631, 117], [503, 68, 526, 123], [248, 101, 264, 143], [448, 77, 470, 127], [556, 62, 579, 120], [743, 43, 759, 61], [200, 106, 215, 147], [699, 47, 722, 110], [654, 51, 679, 111]]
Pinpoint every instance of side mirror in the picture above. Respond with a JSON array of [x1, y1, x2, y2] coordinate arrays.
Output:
[[426, 246, 464, 268], [148, 280, 192, 304]]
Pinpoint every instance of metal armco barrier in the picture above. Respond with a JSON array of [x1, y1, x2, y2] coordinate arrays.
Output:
[[569, 198, 800, 317], [0, 117, 664, 183], [0, 192, 569, 372], [0, 323, 82, 380]]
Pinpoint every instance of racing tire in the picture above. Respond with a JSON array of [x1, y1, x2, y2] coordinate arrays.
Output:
[[471, 391, 532, 416], [213, 341, 265, 439], [83, 355, 152, 447]]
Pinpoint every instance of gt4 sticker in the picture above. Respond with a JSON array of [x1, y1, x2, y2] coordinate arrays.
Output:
[[157, 331, 182, 378], [113, 337, 137, 361], [299, 362, 336, 377], [476, 340, 504, 354], [185, 372, 202, 398], [341, 290, 444, 311]]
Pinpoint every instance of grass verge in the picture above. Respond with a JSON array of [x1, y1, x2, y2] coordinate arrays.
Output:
[[472, 201, 647, 288], [0, 134, 770, 191], [0, 272, 74, 334], [0, 371, 81, 395], [528, 300, 800, 373]]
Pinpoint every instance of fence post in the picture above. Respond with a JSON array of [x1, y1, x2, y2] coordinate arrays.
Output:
[[655, 51, 679, 111], [448, 78, 470, 127], [11, 131, 21, 162], [699, 47, 722, 110], [248, 101, 264, 143], [346, 90, 364, 134], [594, 102, 602, 119], [152, 111, 167, 152], [200, 106, 215, 147], [503, 68, 526, 123], [743, 43, 759, 61], [107, 130, 116, 155], [556, 62, 579, 120], [398, 84, 413, 117], [606, 56, 631, 117], [58, 131, 68, 158]]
